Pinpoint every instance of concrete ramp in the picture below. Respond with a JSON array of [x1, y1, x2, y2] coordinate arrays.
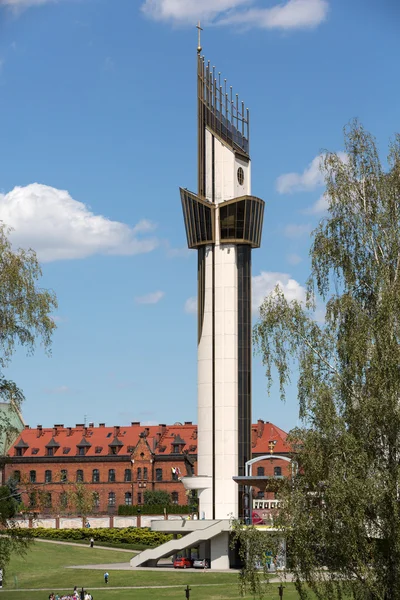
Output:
[[130, 520, 229, 568]]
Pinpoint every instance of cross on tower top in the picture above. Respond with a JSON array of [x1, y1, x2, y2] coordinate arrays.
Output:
[[268, 441, 276, 454], [196, 21, 203, 54]]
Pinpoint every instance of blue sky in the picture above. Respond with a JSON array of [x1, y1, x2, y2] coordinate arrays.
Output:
[[0, 0, 399, 432]]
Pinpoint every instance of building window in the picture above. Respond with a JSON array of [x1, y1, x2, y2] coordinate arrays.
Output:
[[143, 467, 148, 480], [137, 467, 142, 480], [30, 470, 36, 483], [172, 470, 179, 481], [92, 469, 100, 483], [60, 492, 68, 509], [29, 492, 37, 508], [78, 447, 85, 456], [137, 492, 142, 505], [257, 467, 265, 476], [108, 492, 116, 507], [93, 492, 100, 508], [274, 466, 282, 477], [44, 492, 52, 508], [108, 469, 116, 483], [15, 448, 22, 457], [257, 491, 264, 499], [60, 470, 68, 483], [237, 166, 244, 185], [125, 492, 132, 506], [124, 469, 132, 482], [13, 470, 21, 482], [171, 492, 179, 505], [47, 448, 54, 457], [76, 470, 84, 482], [156, 468, 163, 482], [45, 470, 52, 483]]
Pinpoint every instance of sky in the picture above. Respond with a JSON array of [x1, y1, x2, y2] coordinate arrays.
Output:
[[0, 0, 399, 432]]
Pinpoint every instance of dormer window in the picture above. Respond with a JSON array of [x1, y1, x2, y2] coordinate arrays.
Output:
[[14, 438, 29, 457], [45, 437, 60, 456], [171, 434, 186, 454], [76, 437, 91, 456], [108, 436, 124, 455]]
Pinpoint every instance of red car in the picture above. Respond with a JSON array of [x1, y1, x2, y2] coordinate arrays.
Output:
[[173, 557, 193, 569]]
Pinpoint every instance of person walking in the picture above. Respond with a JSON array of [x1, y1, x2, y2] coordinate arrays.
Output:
[[90, 537, 94, 548], [104, 571, 109, 585]]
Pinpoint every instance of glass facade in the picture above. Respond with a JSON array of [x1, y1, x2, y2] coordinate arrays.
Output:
[[219, 196, 264, 247], [181, 189, 214, 249], [238, 245, 252, 481]]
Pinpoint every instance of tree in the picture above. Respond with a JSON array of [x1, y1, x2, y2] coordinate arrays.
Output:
[[144, 490, 171, 506], [249, 121, 400, 599], [0, 225, 57, 570]]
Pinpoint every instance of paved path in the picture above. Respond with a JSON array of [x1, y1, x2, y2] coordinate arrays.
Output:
[[34, 538, 137, 553], [5, 578, 292, 592]]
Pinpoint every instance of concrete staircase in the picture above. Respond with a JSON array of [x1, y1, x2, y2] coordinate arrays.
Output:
[[130, 520, 228, 568]]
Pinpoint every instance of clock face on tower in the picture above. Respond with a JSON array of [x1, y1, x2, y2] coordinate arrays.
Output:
[[237, 167, 244, 186]]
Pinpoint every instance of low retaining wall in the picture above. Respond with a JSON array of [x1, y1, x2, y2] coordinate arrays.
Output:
[[12, 513, 187, 529]]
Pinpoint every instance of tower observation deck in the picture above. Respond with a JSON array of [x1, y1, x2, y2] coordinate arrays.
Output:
[[181, 52, 265, 521]]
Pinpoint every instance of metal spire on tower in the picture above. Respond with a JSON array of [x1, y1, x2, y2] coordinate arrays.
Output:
[[196, 21, 203, 54]]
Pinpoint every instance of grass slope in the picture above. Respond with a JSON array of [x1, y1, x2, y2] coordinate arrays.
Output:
[[4, 539, 317, 599]]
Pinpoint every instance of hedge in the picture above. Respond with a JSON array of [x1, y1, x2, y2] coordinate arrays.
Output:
[[0, 527, 173, 547], [118, 504, 192, 516]]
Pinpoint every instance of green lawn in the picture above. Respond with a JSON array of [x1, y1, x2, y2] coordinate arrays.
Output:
[[4, 540, 310, 599]]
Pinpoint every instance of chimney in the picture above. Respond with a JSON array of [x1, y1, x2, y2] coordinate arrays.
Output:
[[114, 426, 120, 437], [53, 426, 57, 437], [251, 426, 257, 448], [184, 421, 192, 425], [257, 419, 265, 438], [84, 427, 88, 437], [24, 425, 30, 430], [37, 425, 42, 438], [76, 423, 84, 428], [89, 422, 94, 428], [159, 424, 166, 435], [131, 422, 140, 426], [67, 427, 72, 437], [99, 423, 106, 428]]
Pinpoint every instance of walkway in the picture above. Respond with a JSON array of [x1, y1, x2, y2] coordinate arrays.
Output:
[[34, 538, 136, 553]]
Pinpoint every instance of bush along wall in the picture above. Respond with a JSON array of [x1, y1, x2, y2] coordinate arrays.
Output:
[[118, 504, 192, 516], [8, 527, 173, 547]]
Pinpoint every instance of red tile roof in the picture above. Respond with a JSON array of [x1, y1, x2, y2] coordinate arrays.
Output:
[[8, 420, 291, 458]]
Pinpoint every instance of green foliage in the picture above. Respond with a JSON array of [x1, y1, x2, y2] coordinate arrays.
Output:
[[11, 526, 173, 547], [230, 520, 278, 598], [118, 504, 191, 515], [252, 121, 400, 600], [0, 225, 57, 571], [144, 489, 171, 505]]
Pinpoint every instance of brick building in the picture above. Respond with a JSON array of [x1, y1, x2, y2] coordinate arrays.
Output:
[[4, 419, 292, 516]]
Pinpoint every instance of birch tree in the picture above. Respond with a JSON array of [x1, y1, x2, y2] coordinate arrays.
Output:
[[252, 121, 400, 599]]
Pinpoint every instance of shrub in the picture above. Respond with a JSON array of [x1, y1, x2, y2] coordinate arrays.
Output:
[[0, 527, 173, 547], [118, 504, 191, 516]]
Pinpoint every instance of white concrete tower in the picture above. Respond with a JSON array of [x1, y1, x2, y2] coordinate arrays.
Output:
[[181, 50, 264, 521]]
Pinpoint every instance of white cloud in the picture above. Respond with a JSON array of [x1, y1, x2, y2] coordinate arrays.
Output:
[[287, 253, 302, 265], [141, 0, 329, 30], [277, 151, 348, 194], [252, 270, 306, 313], [185, 272, 306, 316], [184, 296, 197, 314], [0, 0, 55, 8], [284, 223, 312, 238], [0, 183, 158, 262], [276, 154, 325, 194], [303, 193, 329, 215], [135, 291, 165, 305]]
